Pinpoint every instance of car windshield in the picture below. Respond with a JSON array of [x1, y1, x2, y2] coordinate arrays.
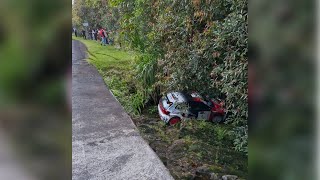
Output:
[[161, 96, 172, 109], [175, 103, 189, 111], [188, 101, 210, 111]]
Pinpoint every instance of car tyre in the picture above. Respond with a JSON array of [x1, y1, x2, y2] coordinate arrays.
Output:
[[168, 117, 181, 125], [212, 116, 223, 123]]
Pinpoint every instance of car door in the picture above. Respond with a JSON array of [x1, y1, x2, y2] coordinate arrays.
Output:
[[188, 101, 211, 120], [197, 111, 211, 120]]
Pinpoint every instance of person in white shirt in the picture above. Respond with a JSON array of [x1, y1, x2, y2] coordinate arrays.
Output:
[[91, 29, 95, 40]]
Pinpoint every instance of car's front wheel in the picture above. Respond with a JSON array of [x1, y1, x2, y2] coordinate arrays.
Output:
[[168, 117, 181, 125]]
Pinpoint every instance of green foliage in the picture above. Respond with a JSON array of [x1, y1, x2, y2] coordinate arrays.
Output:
[[135, 54, 157, 87], [135, 53, 159, 103], [73, 0, 120, 31], [231, 125, 248, 155], [107, 76, 128, 96], [147, 105, 158, 115], [130, 91, 145, 115], [214, 126, 229, 141]]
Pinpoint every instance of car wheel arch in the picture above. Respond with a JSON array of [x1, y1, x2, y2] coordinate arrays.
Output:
[[168, 116, 182, 125]]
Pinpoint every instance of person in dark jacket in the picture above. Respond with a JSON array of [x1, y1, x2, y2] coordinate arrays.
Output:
[[95, 29, 99, 41], [81, 30, 86, 39], [94, 30, 97, 41], [73, 28, 78, 37]]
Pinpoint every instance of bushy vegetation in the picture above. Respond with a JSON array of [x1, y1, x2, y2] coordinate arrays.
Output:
[[73, 0, 247, 154]]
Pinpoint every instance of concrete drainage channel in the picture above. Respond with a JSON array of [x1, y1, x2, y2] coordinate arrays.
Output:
[[72, 40, 174, 180]]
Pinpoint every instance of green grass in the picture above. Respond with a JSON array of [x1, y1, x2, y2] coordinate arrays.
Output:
[[72, 36, 134, 71]]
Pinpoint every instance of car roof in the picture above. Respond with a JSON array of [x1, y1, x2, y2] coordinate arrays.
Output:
[[188, 101, 211, 111], [166, 91, 193, 103]]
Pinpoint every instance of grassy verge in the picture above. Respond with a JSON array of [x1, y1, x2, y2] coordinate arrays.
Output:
[[72, 36, 247, 179], [72, 36, 137, 113]]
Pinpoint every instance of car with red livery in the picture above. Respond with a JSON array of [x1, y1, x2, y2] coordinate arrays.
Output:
[[158, 91, 227, 125]]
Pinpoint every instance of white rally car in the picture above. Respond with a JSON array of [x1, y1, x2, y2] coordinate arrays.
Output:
[[158, 91, 227, 125]]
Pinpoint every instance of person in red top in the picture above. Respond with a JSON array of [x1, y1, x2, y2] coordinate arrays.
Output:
[[99, 28, 106, 46]]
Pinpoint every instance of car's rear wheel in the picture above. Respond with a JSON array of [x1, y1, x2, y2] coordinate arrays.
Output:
[[168, 117, 181, 125]]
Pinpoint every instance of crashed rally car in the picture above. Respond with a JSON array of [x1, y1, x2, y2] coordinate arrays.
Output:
[[158, 91, 227, 125]]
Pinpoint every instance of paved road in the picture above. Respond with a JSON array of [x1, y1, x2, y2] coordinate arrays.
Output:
[[72, 40, 173, 180]]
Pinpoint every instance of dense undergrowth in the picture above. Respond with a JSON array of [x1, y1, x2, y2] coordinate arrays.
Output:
[[72, 36, 247, 179], [135, 106, 248, 179]]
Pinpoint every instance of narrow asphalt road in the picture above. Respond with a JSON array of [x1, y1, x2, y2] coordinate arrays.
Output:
[[72, 40, 173, 180]]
